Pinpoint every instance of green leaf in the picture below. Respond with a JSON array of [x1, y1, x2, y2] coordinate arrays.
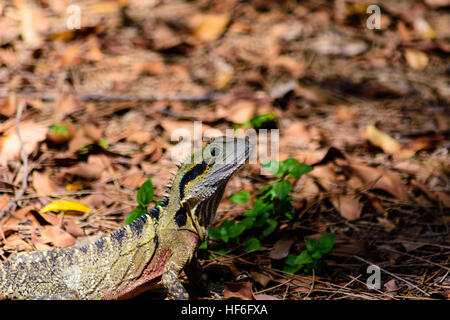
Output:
[[199, 240, 207, 249], [286, 161, 313, 178], [98, 138, 108, 148], [50, 123, 70, 137], [241, 112, 276, 128], [244, 198, 273, 218], [228, 222, 247, 238], [125, 205, 147, 225], [284, 252, 313, 274], [256, 184, 273, 198], [244, 237, 261, 252], [311, 251, 322, 259], [229, 191, 251, 204], [316, 233, 335, 254], [284, 264, 303, 274], [250, 112, 276, 128], [271, 180, 292, 200], [254, 211, 270, 228], [262, 219, 277, 237], [136, 178, 154, 207], [305, 238, 316, 254], [284, 255, 300, 266], [208, 227, 221, 240], [295, 251, 313, 265], [261, 160, 282, 177]]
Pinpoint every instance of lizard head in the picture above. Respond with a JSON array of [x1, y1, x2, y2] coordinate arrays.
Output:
[[171, 136, 252, 237]]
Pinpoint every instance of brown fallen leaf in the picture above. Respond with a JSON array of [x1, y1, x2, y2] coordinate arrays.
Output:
[[0, 97, 16, 117], [384, 279, 399, 293], [269, 238, 294, 260], [250, 271, 272, 288], [214, 57, 234, 89], [133, 60, 165, 76], [362, 125, 401, 155], [377, 217, 396, 232], [223, 282, 255, 300], [254, 294, 280, 300], [63, 220, 85, 238], [64, 163, 103, 181], [224, 100, 255, 124], [405, 49, 429, 70], [38, 225, 76, 247], [333, 105, 358, 121], [126, 131, 151, 145], [345, 163, 409, 201], [330, 194, 363, 220], [3, 234, 33, 252], [402, 135, 443, 153], [191, 14, 230, 42], [32, 169, 59, 194], [0, 120, 48, 166], [36, 212, 62, 226]]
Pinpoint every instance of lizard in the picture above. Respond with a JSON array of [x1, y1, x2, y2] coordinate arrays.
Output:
[[0, 136, 251, 300]]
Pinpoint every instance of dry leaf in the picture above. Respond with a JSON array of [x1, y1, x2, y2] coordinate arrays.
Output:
[[214, 58, 234, 89], [35, 211, 61, 226], [126, 131, 151, 145], [32, 170, 59, 194], [224, 100, 255, 124], [38, 225, 76, 247], [255, 294, 280, 300], [424, 0, 450, 7], [269, 238, 294, 260], [333, 105, 358, 121], [192, 14, 230, 42], [4, 234, 33, 251], [330, 194, 363, 220], [133, 60, 165, 76], [0, 121, 48, 166], [384, 279, 399, 292], [346, 164, 409, 201], [223, 282, 255, 300], [250, 272, 271, 288], [0, 97, 16, 117], [63, 220, 85, 238], [64, 162, 103, 181], [40, 200, 90, 214], [404, 49, 429, 70], [362, 125, 401, 155]]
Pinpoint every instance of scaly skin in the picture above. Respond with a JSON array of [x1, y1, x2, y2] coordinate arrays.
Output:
[[0, 136, 251, 300]]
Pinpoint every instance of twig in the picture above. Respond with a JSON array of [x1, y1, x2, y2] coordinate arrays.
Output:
[[354, 255, 430, 296], [254, 279, 292, 294], [380, 247, 450, 272], [0, 100, 29, 219], [0, 89, 226, 102]]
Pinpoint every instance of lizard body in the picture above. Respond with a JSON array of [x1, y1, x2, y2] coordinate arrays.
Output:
[[0, 136, 251, 300]]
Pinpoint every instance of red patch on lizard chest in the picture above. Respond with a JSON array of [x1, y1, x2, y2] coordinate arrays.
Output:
[[101, 249, 172, 300]]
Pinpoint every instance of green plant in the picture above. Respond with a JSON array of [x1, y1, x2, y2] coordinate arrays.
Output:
[[284, 233, 335, 274], [50, 123, 70, 136], [125, 178, 155, 225], [234, 112, 276, 129], [208, 158, 313, 253]]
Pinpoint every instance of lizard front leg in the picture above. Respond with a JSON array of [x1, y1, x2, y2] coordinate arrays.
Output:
[[161, 231, 199, 300], [162, 258, 190, 300]]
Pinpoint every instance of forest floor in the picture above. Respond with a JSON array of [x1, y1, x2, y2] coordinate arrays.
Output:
[[0, 0, 449, 300]]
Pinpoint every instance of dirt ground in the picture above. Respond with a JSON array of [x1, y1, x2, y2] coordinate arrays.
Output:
[[0, 0, 449, 300]]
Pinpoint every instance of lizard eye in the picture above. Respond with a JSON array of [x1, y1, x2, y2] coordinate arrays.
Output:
[[210, 147, 219, 157]]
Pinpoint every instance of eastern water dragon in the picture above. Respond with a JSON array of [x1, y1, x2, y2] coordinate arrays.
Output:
[[0, 136, 251, 300]]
